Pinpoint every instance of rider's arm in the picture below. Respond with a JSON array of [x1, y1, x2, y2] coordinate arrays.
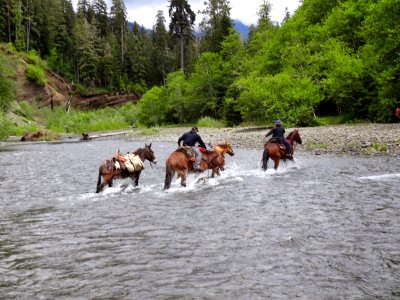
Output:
[[197, 136, 207, 149], [178, 134, 184, 146]]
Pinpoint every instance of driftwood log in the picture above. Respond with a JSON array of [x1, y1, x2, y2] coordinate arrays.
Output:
[[21, 131, 45, 141], [80, 130, 133, 141]]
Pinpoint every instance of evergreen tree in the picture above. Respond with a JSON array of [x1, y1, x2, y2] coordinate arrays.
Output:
[[73, 15, 100, 86], [152, 10, 173, 85], [168, 0, 196, 71], [110, 0, 127, 65], [13, 0, 25, 50], [92, 0, 109, 37], [199, 0, 233, 53], [0, 0, 13, 42]]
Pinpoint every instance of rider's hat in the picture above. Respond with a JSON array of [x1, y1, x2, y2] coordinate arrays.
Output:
[[275, 119, 281, 125]]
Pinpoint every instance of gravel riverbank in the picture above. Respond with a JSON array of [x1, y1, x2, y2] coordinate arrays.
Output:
[[127, 123, 400, 157], [2, 123, 399, 156]]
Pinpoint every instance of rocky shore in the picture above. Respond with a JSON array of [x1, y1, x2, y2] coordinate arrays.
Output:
[[127, 123, 400, 156], [2, 123, 399, 156]]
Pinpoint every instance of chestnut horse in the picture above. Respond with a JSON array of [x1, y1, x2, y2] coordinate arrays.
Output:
[[262, 129, 302, 171], [211, 141, 235, 177], [396, 107, 400, 118], [96, 143, 157, 193], [164, 143, 231, 190]]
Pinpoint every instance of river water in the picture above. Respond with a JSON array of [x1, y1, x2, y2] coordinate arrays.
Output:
[[1, 138, 399, 299]]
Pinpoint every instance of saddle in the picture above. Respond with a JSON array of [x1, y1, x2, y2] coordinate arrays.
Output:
[[267, 138, 285, 150], [113, 154, 127, 171], [176, 146, 195, 160], [266, 139, 292, 159]]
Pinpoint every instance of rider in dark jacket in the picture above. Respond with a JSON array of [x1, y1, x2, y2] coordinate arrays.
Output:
[[265, 120, 291, 157], [178, 127, 207, 170]]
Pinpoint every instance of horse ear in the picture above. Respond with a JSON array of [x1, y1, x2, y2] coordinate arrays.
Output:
[[149, 143, 152, 148]]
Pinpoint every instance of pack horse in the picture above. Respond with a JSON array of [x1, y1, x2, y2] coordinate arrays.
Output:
[[96, 143, 157, 193]]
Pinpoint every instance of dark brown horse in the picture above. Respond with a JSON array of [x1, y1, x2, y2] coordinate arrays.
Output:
[[164, 144, 228, 190], [262, 129, 302, 171], [96, 143, 157, 193]]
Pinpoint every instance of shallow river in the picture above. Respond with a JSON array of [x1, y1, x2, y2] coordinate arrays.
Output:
[[0, 138, 399, 299]]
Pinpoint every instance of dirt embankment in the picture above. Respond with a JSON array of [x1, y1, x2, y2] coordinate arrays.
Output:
[[2, 45, 139, 111], [126, 124, 400, 156]]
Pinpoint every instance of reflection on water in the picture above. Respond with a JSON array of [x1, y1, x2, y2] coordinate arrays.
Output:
[[0, 139, 399, 299]]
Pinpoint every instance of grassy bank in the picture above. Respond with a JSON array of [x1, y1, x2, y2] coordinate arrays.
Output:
[[1, 101, 140, 140]]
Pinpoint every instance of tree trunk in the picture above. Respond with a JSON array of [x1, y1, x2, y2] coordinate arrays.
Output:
[[26, 0, 30, 52], [180, 34, 184, 70], [7, 4, 11, 42]]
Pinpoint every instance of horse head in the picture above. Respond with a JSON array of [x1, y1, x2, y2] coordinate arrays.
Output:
[[135, 143, 157, 165], [215, 140, 235, 156], [145, 143, 157, 164], [288, 129, 302, 144]]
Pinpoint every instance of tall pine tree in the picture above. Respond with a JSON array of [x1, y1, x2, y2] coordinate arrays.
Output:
[[168, 0, 195, 71]]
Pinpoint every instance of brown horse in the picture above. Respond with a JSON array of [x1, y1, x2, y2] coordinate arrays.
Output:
[[96, 143, 157, 193], [396, 107, 400, 118], [164, 145, 227, 190], [262, 129, 302, 171], [211, 141, 235, 177]]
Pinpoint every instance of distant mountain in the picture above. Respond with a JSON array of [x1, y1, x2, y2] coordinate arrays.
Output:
[[233, 19, 250, 39]]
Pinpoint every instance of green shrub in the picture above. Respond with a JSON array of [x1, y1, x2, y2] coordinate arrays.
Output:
[[0, 52, 16, 110], [26, 49, 46, 68], [15, 101, 39, 121], [26, 64, 47, 86], [197, 116, 226, 128], [0, 113, 13, 140], [44, 107, 130, 133], [119, 102, 139, 125]]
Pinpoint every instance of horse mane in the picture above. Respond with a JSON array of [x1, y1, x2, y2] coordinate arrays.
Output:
[[286, 129, 298, 139], [133, 147, 144, 154], [217, 140, 231, 147]]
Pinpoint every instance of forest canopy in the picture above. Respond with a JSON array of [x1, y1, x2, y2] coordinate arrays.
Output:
[[0, 0, 399, 130]]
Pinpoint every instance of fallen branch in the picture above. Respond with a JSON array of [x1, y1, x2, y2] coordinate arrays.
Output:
[[81, 130, 132, 140]]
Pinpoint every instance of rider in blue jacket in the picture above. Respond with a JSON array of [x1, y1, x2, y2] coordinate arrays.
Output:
[[178, 127, 207, 171], [265, 120, 291, 158]]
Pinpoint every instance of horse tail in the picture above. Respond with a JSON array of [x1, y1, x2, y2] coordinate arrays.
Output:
[[262, 148, 269, 171], [164, 161, 175, 190]]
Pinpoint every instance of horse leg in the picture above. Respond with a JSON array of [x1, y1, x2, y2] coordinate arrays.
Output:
[[262, 150, 269, 171], [96, 174, 104, 193], [273, 158, 280, 170], [181, 171, 188, 187], [108, 176, 113, 187], [211, 167, 221, 177], [133, 171, 140, 186]]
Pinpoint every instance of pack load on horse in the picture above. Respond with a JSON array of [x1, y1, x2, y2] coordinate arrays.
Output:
[[163, 142, 234, 190], [96, 143, 157, 193], [262, 129, 302, 171]]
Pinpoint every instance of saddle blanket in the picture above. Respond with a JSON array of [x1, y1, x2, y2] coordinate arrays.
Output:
[[115, 153, 144, 172]]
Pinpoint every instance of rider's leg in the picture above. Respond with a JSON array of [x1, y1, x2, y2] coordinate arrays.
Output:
[[283, 140, 291, 157], [191, 147, 202, 170]]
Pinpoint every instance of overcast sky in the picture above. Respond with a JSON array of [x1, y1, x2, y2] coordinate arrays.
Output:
[[72, 0, 301, 28]]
